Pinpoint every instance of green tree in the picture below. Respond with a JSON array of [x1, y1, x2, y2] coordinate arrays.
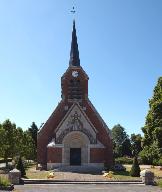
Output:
[[131, 134, 142, 156], [112, 124, 132, 157], [0, 124, 5, 158], [142, 77, 162, 148], [16, 156, 26, 177], [1, 120, 17, 166], [28, 122, 38, 147], [22, 131, 35, 160], [141, 77, 162, 163], [0, 119, 37, 165], [28, 122, 38, 160], [139, 141, 161, 164], [14, 128, 35, 159], [130, 156, 141, 177]]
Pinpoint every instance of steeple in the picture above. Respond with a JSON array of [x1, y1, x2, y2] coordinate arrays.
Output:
[[69, 20, 80, 67]]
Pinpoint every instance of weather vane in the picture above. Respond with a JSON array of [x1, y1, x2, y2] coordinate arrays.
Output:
[[71, 6, 76, 14]]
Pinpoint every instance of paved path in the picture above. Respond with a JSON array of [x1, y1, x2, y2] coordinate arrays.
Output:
[[14, 184, 162, 192]]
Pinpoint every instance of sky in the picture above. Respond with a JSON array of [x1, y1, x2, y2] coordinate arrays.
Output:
[[0, 0, 162, 135]]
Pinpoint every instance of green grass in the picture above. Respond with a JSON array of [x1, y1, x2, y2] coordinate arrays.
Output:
[[104, 169, 140, 181], [26, 165, 140, 180], [157, 179, 162, 188], [0, 175, 11, 187], [112, 170, 139, 180], [26, 170, 49, 179], [25, 163, 49, 179]]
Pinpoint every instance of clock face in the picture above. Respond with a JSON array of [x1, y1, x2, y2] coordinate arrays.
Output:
[[72, 71, 78, 78]]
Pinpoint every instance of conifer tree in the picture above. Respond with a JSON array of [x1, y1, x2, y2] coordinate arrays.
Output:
[[28, 122, 39, 160], [130, 156, 141, 177], [16, 157, 26, 177]]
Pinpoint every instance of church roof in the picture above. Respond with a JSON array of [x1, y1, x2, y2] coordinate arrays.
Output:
[[69, 20, 80, 67]]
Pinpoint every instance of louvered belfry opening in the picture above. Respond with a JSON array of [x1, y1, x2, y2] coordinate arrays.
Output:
[[68, 79, 83, 100]]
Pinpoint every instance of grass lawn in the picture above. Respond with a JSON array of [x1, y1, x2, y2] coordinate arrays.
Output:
[[157, 179, 162, 188], [149, 168, 162, 177], [110, 170, 139, 180], [25, 165, 140, 181], [26, 170, 49, 179], [22, 164, 162, 182], [25, 165, 49, 179]]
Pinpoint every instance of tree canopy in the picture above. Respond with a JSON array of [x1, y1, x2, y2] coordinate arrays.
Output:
[[0, 119, 37, 165], [141, 77, 162, 164], [111, 124, 132, 157]]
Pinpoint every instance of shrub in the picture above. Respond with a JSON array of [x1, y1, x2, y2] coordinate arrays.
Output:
[[104, 162, 111, 171], [16, 156, 26, 177], [115, 157, 133, 164], [113, 164, 126, 171], [153, 158, 162, 166], [130, 156, 141, 177]]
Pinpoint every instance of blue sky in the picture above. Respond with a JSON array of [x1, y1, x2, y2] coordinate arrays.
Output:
[[0, 0, 162, 135]]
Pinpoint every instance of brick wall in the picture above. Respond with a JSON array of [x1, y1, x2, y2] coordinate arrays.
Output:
[[90, 148, 105, 163], [47, 148, 62, 163]]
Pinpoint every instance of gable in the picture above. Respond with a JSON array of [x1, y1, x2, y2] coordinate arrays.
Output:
[[55, 102, 97, 144]]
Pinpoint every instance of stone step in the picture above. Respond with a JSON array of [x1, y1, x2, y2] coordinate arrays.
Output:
[[22, 179, 143, 185], [53, 165, 103, 173]]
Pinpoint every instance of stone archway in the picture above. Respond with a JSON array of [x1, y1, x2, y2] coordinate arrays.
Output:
[[62, 131, 90, 165]]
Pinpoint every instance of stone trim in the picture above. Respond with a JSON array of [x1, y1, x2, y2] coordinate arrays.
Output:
[[47, 144, 63, 148], [89, 141, 105, 148]]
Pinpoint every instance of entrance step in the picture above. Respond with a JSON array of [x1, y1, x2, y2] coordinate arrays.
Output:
[[21, 179, 143, 185], [53, 165, 103, 173]]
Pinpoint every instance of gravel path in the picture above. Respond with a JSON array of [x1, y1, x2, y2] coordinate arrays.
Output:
[[54, 172, 108, 181]]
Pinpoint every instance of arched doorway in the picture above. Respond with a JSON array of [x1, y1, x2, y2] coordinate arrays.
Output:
[[62, 131, 90, 165]]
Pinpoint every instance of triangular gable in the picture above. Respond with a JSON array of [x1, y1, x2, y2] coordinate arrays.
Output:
[[55, 102, 97, 134]]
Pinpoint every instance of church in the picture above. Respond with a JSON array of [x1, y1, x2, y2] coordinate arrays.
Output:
[[37, 21, 113, 170]]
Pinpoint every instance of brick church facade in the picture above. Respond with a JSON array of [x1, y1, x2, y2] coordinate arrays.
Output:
[[37, 21, 113, 170]]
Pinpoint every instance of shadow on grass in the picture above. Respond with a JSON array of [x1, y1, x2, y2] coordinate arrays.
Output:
[[22, 175, 29, 179], [113, 170, 130, 176]]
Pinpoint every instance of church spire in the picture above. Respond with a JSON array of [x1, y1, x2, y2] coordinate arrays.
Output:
[[69, 20, 80, 67]]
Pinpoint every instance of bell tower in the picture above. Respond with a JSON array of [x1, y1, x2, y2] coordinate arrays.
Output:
[[61, 21, 88, 104]]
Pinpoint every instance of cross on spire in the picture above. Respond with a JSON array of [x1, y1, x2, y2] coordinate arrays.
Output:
[[71, 6, 76, 14]]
